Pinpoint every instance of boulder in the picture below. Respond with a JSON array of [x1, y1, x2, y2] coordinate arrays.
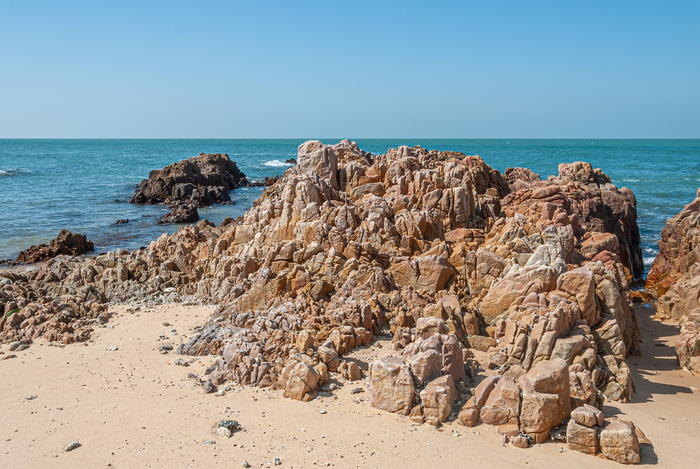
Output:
[[279, 357, 321, 401], [567, 420, 599, 455], [479, 377, 520, 426], [420, 375, 457, 424], [158, 202, 199, 224], [599, 418, 641, 464], [367, 357, 415, 416], [571, 404, 604, 427], [517, 359, 570, 435], [130, 153, 248, 205]]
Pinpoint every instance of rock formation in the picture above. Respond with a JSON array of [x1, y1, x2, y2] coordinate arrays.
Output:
[[645, 189, 700, 372], [130, 153, 249, 206], [158, 202, 199, 225], [6, 230, 94, 264], [0, 140, 648, 463], [646, 188, 700, 319]]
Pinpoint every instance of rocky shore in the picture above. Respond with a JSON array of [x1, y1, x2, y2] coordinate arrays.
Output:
[[2, 139, 697, 464], [646, 188, 700, 373]]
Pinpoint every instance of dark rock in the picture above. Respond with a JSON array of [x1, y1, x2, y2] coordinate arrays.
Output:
[[15, 230, 94, 263], [115, 219, 129, 224], [130, 153, 249, 206], [218, 420, 240, 433], [250, 175, 283, 187], [158, 202, 199, 225]]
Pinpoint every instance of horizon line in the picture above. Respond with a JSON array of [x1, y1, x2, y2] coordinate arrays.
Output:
[[2, 137, 700, 141]]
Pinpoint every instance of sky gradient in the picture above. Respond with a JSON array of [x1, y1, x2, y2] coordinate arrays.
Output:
[[1, 1, 698, 138]]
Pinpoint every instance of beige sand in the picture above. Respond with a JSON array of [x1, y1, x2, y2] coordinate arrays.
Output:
[[1, 303, 698, 468]]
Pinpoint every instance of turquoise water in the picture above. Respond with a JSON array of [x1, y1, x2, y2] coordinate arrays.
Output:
[[1, 139, 699, 276]]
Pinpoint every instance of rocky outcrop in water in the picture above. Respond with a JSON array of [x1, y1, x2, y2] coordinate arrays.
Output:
[[0, 140, 647, 462], [10, 230, 94, 264], [129, 153, 249, 206], [158, 202, 199, 225]]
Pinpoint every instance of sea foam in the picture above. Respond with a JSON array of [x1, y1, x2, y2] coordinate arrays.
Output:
[[263, 159, 292, 167]]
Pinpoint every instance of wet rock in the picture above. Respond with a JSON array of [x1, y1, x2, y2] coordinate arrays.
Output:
[[130, 153, 248, 205], [158, 202, 199, 224], [16, 230, 94, 263]]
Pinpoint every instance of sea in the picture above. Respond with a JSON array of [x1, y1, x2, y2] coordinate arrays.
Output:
[[1, 139, 699, 277]]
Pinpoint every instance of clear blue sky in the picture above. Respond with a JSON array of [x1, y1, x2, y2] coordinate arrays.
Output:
[[1, 1, 698, 138]]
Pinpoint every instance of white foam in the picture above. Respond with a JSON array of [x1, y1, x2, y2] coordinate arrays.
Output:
[[263, 159, 292, 167], [644, 257, 655, 266]]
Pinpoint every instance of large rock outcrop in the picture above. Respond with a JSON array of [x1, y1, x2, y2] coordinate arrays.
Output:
[[129, 153, 249, 206], [0, 140, 648, 463]]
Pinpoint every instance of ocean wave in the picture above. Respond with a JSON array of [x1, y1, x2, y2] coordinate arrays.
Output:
[[644, 257, 656, 266], [0, 168, 19, 176], [263, 159, 292, 167], [643, 246, 659, 255]]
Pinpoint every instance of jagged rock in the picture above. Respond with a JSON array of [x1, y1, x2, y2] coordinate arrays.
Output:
[[339, 361, 363, 381], [158, 202, 199, 224], [130, 153, 248, 205], [390, 255, 456, 293], [405, 349, 442, 386], [15, 230, 94, 263], [557, 267, 599, 326], [457, 400, 479, 427], [0, 140, 646, 457], [279, 356, 321, 401], [676, 308, 700, 372], [317, 345, 340, 372], [571, 404, 604, 427], [479, 376, 520, 426], [647, 188, 700, 321]]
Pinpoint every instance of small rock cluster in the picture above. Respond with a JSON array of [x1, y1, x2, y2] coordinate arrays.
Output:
[[568, 408, 641, 464]]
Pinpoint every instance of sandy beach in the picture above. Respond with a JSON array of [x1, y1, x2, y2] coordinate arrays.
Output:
[[1, 303, 697, 468]]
